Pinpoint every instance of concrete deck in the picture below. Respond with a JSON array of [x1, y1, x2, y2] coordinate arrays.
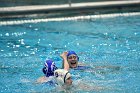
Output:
[[0, 1, 140, 17]]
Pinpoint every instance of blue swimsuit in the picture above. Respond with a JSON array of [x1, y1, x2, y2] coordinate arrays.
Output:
[[73, 65, 91, 70]]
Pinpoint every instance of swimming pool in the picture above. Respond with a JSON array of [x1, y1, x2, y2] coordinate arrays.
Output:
[[0, 13, 140, 93]]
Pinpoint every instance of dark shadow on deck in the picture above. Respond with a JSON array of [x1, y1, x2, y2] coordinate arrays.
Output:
[[0, 1, 140, 18]]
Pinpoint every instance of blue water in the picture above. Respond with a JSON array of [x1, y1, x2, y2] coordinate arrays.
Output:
[[0, 15, 140, 93]]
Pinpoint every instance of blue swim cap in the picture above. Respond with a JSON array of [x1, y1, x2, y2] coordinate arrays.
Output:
[[67, 51, 79, 61], [67, 51, 77, 57], [43, 59, 57, 77]]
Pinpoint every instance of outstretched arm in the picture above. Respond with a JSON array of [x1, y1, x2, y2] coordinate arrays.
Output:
[[36, 76, 48, 84], [60, 51, 70, 71]]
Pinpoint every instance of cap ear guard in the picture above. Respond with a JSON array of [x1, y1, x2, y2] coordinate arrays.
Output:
[[43, 61, 49, 74], [77, 56, 79, 61], [42, 67, 47, 74]]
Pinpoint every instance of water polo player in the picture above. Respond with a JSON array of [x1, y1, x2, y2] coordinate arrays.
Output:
[[37, 59, 72, 85], [37, 59, 58, 83], [61, 51, 89, 70]]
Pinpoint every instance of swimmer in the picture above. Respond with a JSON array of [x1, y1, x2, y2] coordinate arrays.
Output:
[[54, 55, 72, 86], [36, 59, 57, 83], [61, 51, 89, 70], [37, 57, 72, 85]]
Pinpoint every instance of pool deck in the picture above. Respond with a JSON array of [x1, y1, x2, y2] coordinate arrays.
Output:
[[0, 1, 140, 18]]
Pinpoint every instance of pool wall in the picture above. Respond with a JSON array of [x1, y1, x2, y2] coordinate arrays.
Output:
[[0, 0, 132, 7], [0, 1, 140, 18]]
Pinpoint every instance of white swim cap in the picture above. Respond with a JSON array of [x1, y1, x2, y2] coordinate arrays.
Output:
[[54, 69, 71, 85]]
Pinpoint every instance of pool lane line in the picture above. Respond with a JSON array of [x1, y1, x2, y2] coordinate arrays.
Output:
[[0, 12, 140, 26]]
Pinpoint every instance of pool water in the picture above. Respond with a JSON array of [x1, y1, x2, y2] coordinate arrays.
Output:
[[0, 14, 140, 93]]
